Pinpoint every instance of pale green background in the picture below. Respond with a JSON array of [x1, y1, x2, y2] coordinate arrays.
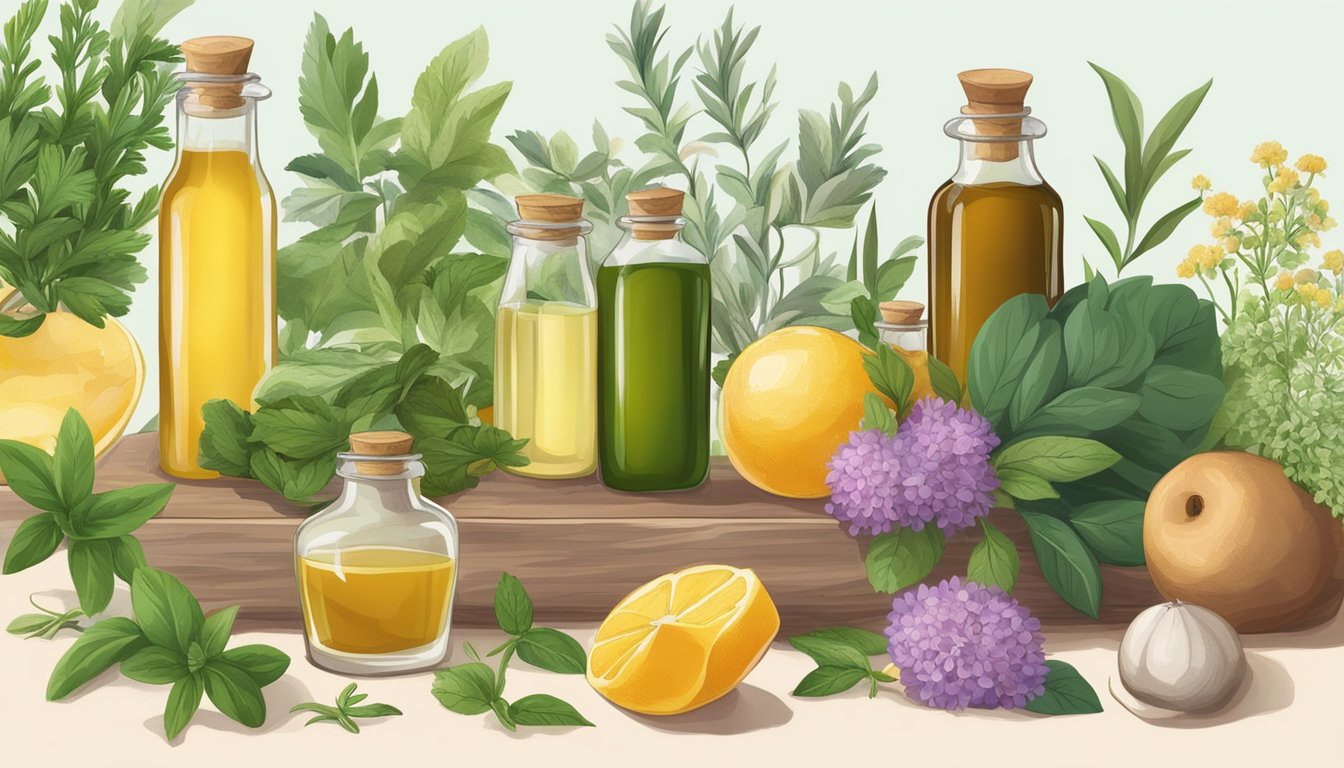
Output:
[[26, 0, 1344, 431]]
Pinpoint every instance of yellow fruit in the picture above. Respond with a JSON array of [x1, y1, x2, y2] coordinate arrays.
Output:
[[587, 565, 779, 715], [0, 306, 144, 462], [721, 326, 887, 498]]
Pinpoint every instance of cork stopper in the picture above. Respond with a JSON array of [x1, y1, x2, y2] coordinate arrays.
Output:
[[958, 68, 1033, 162], [879, 300, 925, 325], [348, 431, 415, 476], [626, 187, 684, 240], [515, 194, 585, 243], [181, 36, 254, 112]]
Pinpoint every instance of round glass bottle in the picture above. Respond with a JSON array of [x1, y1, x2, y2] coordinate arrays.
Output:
[[295, 432, 459, 676], [159, 36, 276, 479], [495, 194, 598, 479], [927, 69, 1063, 382], [597, 187, 710, 492]]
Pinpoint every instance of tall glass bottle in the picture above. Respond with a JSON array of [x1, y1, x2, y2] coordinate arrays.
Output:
[[928, 69, 1063, 381], [159, 36, 275, 478], [495, 194, 598, 479], [597, 188, 710, 492], [295, 432, 459, 675]]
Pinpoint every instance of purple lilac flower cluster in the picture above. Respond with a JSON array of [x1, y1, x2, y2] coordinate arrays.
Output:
[[824, 397, 1000, 537], [885, 577, 1049, 710]]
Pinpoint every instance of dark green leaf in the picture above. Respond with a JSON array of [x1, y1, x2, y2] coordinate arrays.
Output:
[[516, 627, 587, 675], [419, 425, 528, 497], [164, 673, 204, 740], [109, 535, 147, 583], [53, 409, 95, 509], [1129, 197, 1202, 263], [861, 392, 897, 435], [862, 343, 912, 411], [250, 395, 353, 460], [131, 567, 204, 654], [396, 375, 469, 439], [1017, 387, 1141, 435], [1020, 511, 1102, 618], [198, 399, 256, 477], [791, 666, 870, 697], [508, 694, 595, 727], [68, 538, 115, 615], [925, 354, 962, 405], [431, 663, 498, 715], [993, 437, 1121, 483], [68, 483, 174, 539], [1137, 366, 1224, 432], [967, 518, 1020, 593], [789, 626, 888, 657], [1070, 500, 1146, 566], [865, 526, 945, 594], [0, 439, 61, 511], [968, 294, 1049, 431], [47, 617, 148, 700], [850, 295, 878, 349], [203, 661, 268, 728], [0, 313, 44, 338], [788, 635, 875, 670], [121, 645, 189, 685], [493, 572, 533, 635], [219, 645, 291, 687], [1084, 216, 1123, 270], [247, 449, 336, 503], [199, 605, 240, 658], [1006, 320, 1065, 431], [3, 512, 64, 574], [1025, 660, 1103, 715]]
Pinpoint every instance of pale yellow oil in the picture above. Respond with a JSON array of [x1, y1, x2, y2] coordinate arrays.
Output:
[[495, 300, 597, 478], [159, 149, 275, 479], [298, 547, 456, 655]]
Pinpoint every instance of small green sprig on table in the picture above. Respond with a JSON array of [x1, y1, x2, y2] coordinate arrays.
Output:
[[431, 573, 594, 732], [6, 595, 83, 639], [291, 683, 402, 734], [788, 627, 896, 698]]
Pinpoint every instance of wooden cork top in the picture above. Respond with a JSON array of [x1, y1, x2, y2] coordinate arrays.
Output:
[[181, 36, 254, 112], [515, 194, 585, 242], [878, 300, 925, 325], [348, 431, 415, 476], [958, 68, 1033, 161], [626, 187, 684, 240]]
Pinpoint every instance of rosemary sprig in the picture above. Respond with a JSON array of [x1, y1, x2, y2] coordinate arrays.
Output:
[[291, 682, 403, 734]]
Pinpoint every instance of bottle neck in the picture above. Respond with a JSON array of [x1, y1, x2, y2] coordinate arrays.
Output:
[[176, 99, 260, 159], [337, 476, 420, 512], [951, 137, 1044, 186]]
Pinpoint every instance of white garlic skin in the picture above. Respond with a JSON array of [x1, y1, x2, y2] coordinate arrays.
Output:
[[1118, 601, 1246, 713]]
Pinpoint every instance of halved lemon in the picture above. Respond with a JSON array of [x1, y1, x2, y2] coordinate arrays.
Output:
[[587, 565, 780, 715], [0, 298, 144, 464]]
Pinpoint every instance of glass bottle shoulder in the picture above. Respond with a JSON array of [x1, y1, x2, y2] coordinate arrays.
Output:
[[295, 479, 459, 559], [603, 236, 707, 268]]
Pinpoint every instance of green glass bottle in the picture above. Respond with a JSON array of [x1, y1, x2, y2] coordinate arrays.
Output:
[[597, 187, 710, 492]]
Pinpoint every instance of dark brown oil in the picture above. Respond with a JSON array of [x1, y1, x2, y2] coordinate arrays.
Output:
[[927, 180, 1064, 380]]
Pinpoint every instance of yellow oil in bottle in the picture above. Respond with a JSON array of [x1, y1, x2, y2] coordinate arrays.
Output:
[[495, 300, 597, 478], [298, 546, 456, 655], [893, 347, 935, 406], [159, 149, 275, 478]]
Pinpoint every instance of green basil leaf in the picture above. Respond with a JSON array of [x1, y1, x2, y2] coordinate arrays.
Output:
[[419, 425, 529, 497], [993, 436, 1121, 483], [0, 313, 44, 338], [109, 535, 147, 583], [493, 572, 533, 635], [862, 343, 913, 410], [789, 626, 888, 657], [1069, 500, 1146, 566], [219, 644, 291, 687], [198, 605, 241, 658], [515, 627, 587, 675], [1020, 511, 1102, 618], [121, 645, 189, 684], [925, 353, 962, 404], [396, 375, 470, 439], [996, 468, 1059, 501], [198, 399, 256, 477], [865, 526, 945, 594], [967, 518, 1020, 593], [131, 567, 204, 654], [1025, 660, 1103, 715], [491, 698, 517, 731], [431, 663, 498, 716], [247, 448, 335, 503], [1006, 320, 1065, 430], [47, 617, 148, 700], [507, 694, 595, 727], [0, 439, 61, 511], [249, 395, 353, 460], [68, 538, 115, 615], [69, 483, 174, 539], [791, 665, 870, 697], [1016, 387, 1141, 435], [787, 635, 874, 670], [53, 409, 95, 510], [1137, 365, 1225, 432], [968, 294, 1048, 432], [203, 660, 267, 728], [3, 512, 64, 574], [860, 392, 897, 435], [164, 673, 205, 741]]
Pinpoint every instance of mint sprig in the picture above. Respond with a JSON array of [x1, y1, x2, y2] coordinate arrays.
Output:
[[291, 682, 402, 734], [6, 595, 83, 639], [431, 574, 593, 732], [789, 627, 897, 698], [47, 567, 290, 742], [0, 409, 174, 614]]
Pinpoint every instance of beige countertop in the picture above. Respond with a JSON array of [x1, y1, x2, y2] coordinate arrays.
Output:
[[2, 517, 1341, 767]]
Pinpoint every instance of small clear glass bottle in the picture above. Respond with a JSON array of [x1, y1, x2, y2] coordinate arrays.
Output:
[[295, 432, 459, 675], [876, 300, 934, 406], [495, 194, 598, 479]]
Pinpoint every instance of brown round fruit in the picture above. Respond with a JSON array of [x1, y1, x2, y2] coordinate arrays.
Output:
[[1144, 451, 1342, 633]]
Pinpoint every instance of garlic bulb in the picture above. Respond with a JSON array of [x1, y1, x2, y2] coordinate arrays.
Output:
[[1118, 601, 1245, 713]]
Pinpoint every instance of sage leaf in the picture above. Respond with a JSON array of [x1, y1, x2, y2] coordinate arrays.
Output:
[[68, 538, 115, 615], [121, 645, 189, 684], [508, 694, 594, 727], [791, 666, 870, 697], [47, 617, 148, 700], [493, 572, 533, 635], [968, 294, 1048, 431], [292, 683, 401, 733], [1137, 365, 1224, 432], [0, 438, 61, 511], [967, 518, 1020, 593], [199, 605, 241, 658], [3, 512, 64, 574], [865, 526, 945, 594], [1020, 511, 1102, 618], [789, 626, 888, 657], [219, 644, 291, 687], [431, 663, 498, 716], [203, 661, 268, 728], [164, 673, 205, 740], [53, 409, 95, 510], [516, 627, 587, 675], [1016, 387, 1141, 435], [1025, 660, 1103, 715], [131, 567, 204, 654], [1070, 500, 1146, 566], [1006, 320, 1065, 430], [993, 436, 1121, 483]]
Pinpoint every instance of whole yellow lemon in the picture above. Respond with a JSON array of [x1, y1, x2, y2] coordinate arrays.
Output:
[[721, 326, 885, 498]]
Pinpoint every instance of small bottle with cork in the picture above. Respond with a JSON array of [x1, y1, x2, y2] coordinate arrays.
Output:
[[495, 194, 599, 479], [159, 36, 276, 479], [927, 68, 1064, 382], [294, 432, 459, 675], [597, 187, 711, 492], [875, 300, 934, 408]]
